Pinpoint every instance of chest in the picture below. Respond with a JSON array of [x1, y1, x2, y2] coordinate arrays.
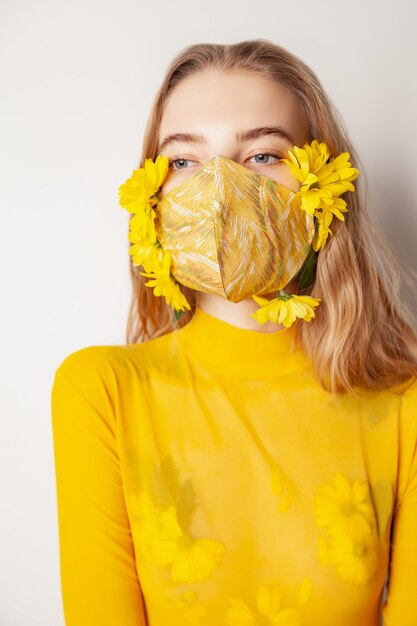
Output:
[[118, 373, 398, 625]]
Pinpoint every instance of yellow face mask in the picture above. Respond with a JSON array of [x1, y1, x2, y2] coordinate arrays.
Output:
[[155, 155, 315, 303]]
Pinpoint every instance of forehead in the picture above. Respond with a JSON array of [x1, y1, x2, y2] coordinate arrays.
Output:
[[159, 69, 308, 145]]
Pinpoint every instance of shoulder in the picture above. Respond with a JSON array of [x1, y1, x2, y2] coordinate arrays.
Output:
[[393, 377, 417, 507], [400, 376, 417, 404], [399, 377, 417, 438], [54, 344, 118, 375], [51, 346, 124, 413], [53, 344, 129, 390], [397, 377, 417, 426], [51, 336, 179, 428], [53, 331, 179, 387], [51, 345, 141, 432]]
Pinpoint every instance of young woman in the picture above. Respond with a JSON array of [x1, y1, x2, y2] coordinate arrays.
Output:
[[51, 40, 417, 626]]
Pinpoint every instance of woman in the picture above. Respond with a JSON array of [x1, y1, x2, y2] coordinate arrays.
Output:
[[51, 40, 417, 625]]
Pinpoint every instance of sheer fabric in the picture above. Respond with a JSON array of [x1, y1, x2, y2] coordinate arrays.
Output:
[[51, 306, 417, 625]]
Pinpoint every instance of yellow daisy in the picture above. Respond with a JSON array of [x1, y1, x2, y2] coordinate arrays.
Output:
[[283, 140, 330, 188], [119, 154, 192, 315], [171, 538, 226, 584], [149, 504, 225, 583], [142, 155, 170, 201], [313, 473, 376, 535], [118, 154, 169, 214], [118, 168, 152, 215], [319, 196, 349, 221], [131, 491, 225, 584], [140, 251, 191, 312], [324, 151, 360, 196], [311, 197, 348, 251], [251, 292, 321, 328], [127, 232, 164, 272], [280, 140, 360, 217], [128, 205, 157, 243], [312, 210, 334, 252], [225, 579, 312, 626], [318, 525, 379, 585]]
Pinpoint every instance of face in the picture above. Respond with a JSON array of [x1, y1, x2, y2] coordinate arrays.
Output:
[[157, 69, 309, 197]]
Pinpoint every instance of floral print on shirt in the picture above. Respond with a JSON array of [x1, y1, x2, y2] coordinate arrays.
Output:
[[313, 472, 380, 584], [225, 578, 313, 626], [129, 453, 226, 584]]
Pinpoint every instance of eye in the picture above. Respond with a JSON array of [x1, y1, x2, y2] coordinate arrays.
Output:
[[247, 152, 281, 165], [168, 158, 199, 171]]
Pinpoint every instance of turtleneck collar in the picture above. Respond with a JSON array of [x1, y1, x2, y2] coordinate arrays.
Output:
[[175, 305, 309, 379]]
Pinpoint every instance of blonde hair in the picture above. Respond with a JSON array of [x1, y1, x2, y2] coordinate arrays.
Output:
[[125, 39, 417, 395]]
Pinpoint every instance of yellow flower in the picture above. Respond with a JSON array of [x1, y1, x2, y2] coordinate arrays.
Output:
[[118, 169, 151, 215], [311, 196, 349, 251], [325, 151, 360, 196], [131, 491, 225, 584], [118, 154, 169, 214], [280, 140, 360, 217], [149, 504, 225, 583], [312, 210, 334, 252], [143, 154, 170, 198], [313, 473, 377, 535], [170, 538, 226, 584], [128, 205, 157, 243], [225, 579, 312, 626], [283, 140, 330, 187], [251, 291, 321, 328], [174, 591, 207, 625], [318, 525, 379, 585], [127, 231, 164, 272], [119, 154, 192, 314], [140, 251, 191, 312], [314, 473, 380, 584], [319, 196, 348, 221], [280, 140, 359, 253]]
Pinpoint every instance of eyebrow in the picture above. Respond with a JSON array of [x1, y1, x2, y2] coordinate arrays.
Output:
[[158, 125, 295, 153]]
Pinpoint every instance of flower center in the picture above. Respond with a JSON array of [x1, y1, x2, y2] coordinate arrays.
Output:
[[341, 500, 357, 517], [354, 542, 366, 557], [278, 290, 292, 301]]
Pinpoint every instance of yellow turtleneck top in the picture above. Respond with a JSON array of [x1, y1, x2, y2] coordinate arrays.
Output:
[[51, 306, 417, 626]]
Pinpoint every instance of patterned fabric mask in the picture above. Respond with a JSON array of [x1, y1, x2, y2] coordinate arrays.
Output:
[[118, 141, 359, 326], [155, 155, 315, 303]]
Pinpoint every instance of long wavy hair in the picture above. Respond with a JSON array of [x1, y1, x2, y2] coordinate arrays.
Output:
[[125, 39, 417, 395]]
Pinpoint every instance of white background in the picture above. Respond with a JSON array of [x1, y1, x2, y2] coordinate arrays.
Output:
[[1, 0, 416, 624]]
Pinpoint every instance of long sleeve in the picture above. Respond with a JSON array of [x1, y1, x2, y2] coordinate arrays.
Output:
[[51, 347, 147, 626], [381, 381, 417, 625]]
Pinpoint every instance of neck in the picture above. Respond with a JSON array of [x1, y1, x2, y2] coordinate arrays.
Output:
[[176, 304, 309, 379], [196, 284, 299, 333]]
